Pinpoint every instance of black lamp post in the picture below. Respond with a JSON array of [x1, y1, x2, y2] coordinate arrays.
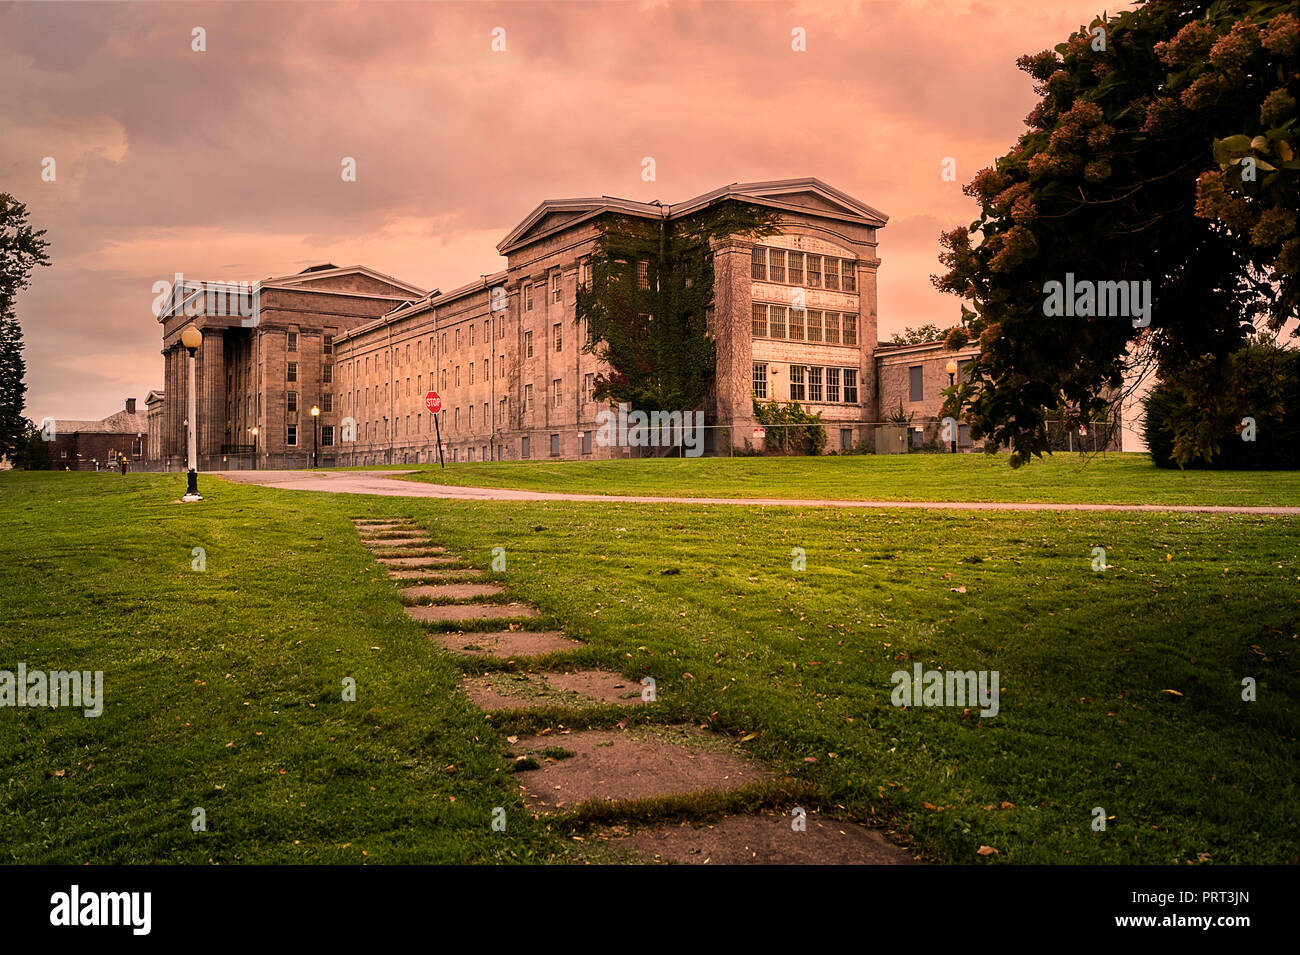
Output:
[[181, 325, 203, 500], [311, 405, 320, 468], [250, 426, 259, 470]]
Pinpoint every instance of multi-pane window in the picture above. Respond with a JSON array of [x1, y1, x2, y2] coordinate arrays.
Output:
[[752, 303, 767, 337], [824, 258, 840, 291], [842, 313, 858, 346], [788, 307, 805, 341], [323, 330, 335, 355], [455, 329, 461, 350], [751, 246, 766, 281], [469, 363, 474, 385], [483, 402, 489, 426], [583, 373, 594, 403], [844, 369, 858, 404], [769, 305, 787, 339], [806, 255, 821, 287], [808, 366, 823, 402], [287, 362, 297, 382], [552, 378, 563, 407], [826, 367, 840, 403], [789, 365, 806, 401], [909, 365, 924, 402], [287, 331, 298, 352], [322, 394, 333, 412], [825, 312, 840, 345], [323, 363, 332, 384], [499, 397, 508, 422], [469, 326, 475, 347], [768, 249, 786, 283], [552, 272, 562, 302], [287, 425, 297, 446], [499, 355, 505, 377], [524, 384, 534, 412], [788, 252, 804, 286], [580, 257, 591, 287], [807, 309, 822, 342], [482, 359, 488, 382], [524, 331, 533, 358], [469, 405, 474, 428], [842, 260, 856, 292], [322, 425, 334, 447], [752, 362, 768, 399], [455, 366, 461, 387], [554, 323, 562, 352], [637, 260, 650, 290], [287, 391, 298, 413], [525, 284, 534, 311]]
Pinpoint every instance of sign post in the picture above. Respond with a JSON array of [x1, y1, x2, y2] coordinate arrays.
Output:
[[425, 391, 445, 468]]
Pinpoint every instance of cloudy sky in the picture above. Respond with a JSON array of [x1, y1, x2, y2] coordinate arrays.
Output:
[[2, 0, 1142, 442]]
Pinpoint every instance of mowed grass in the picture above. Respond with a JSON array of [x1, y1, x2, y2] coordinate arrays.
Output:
[[396, 452, 1300, 507], [2, 470, 1298, 864], [0, 472, 566, 864]]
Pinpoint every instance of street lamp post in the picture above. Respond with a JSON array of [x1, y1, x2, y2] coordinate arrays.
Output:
[[181, 325, 203, 501], [250, 426, 259, 471], [311, 405, 320, 468], [945, 359, 959, 455]]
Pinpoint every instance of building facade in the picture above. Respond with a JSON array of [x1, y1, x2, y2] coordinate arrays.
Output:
[[46, 398, 150, 470]]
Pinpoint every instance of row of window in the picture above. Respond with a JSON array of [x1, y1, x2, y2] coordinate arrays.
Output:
[[752, 248, 856, 292], [752, 363, 859, 404], [752, 304, 858, 346], [284, 425, 334, 447], [285, 329, 337, 355]]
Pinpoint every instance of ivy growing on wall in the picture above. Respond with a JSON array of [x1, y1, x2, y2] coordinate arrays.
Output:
[[576, 201, 781, 413], [753, 398, 827, 454]]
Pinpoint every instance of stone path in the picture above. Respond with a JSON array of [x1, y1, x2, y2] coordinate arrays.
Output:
[[351, 516, 917, 865], [230, 470, 1300, 515]]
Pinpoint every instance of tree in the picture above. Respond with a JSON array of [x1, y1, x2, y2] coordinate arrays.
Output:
[[934, 1, 1298, 467], [12, 419, 50, 470], [0, 194, 52, 462], [576, 201, 780, 413], [889, 324, 952, 345]]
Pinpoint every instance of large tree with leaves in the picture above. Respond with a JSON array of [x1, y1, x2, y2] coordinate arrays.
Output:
[[576, 201, 780, 412], [0, 194, 51, 461], [935, 1, 1298, 466]]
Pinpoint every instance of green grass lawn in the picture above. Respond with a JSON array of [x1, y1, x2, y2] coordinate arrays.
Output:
[[395, 453, 1300, 506], [2, 470, 1297, 864]]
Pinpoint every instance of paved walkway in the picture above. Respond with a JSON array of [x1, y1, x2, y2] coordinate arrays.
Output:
[[215, 469, 1300, 515]]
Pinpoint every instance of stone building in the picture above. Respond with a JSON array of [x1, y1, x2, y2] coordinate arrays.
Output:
[[329, 178, 887, 464], [155, 265, 425, 469], [45, 398, 150, 470]]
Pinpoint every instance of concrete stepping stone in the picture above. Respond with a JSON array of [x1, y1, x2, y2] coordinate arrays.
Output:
[[388, 569, 485, 581], [378, 556, 461, 567], [430, 630, 581, 658], [507, 726, 772, 812], [463, 670, 647, 710], [362, 537, 438, 548], [609, 812, 915, 865], [406, 602, 539, 624], [354, 522, 417, 531], [401, 583, 504, 601]]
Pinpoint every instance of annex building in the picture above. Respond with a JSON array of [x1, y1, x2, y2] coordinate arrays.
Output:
[[155, 178, 1109, 468]]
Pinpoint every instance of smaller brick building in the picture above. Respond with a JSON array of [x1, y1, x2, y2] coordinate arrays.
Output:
[[45, 398, 152, 470]]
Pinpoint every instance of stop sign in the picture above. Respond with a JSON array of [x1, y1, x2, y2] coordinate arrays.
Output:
[[425, 390, 442, 414]]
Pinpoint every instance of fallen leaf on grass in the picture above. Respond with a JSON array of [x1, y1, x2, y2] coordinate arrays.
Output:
[[977, 845, 999, 856]]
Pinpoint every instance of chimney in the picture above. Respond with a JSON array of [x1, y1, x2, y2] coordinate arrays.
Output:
[[126, 397, 137, 415]]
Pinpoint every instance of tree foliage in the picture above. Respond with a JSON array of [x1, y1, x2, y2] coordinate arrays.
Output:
[[576, 201, 780, 413], [934, 1, 1299, 466], [889, 323, 952, 345], [752, 398, 827, 454], [0, 193, 51, 461]]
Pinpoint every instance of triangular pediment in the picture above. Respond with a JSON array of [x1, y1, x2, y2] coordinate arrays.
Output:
[[262, 265, 425, 299]]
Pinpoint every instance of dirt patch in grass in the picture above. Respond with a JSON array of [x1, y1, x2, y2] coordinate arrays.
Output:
[[462, 669, 645, 709]]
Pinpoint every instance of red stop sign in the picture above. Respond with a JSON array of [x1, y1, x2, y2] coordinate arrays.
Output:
[[425, 390, 442, 414]]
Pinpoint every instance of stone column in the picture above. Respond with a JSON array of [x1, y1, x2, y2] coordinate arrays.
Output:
[[709, 238, 756, 451]]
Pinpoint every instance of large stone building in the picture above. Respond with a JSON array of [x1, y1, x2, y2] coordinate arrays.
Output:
[[44, 398, 150, 470], [153, 178, 1117, 467]]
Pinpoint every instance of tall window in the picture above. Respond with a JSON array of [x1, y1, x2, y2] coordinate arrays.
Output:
[[287, 331, 298, 352], [768, 249, 786, 283], [525, 284, 534, 311], [469, 325, 475, 347], [808, 366, 823, 402], [637, 260, 650, 290], [322, 394, 333, 412], [323, 363, 332, 384], [844, 369, 859, 404], [807, 310, 822, 343], [769, 305, 786, 339], [789, 365, 806, 401], [841, 259, 856, 292], [455, 329, 461, 350], [322, 425, 334, 446], [287, 425, 297, 446], [550, 433, 560, 457], [323, 329, 335, 355], [552, 272, 562, 302], [554, 323, 562, 352], [789, 307, 805, 341], [826, 367, 841, 402], [806, 255, 821, 287], [825, 312, 840, 345], [752, 362, 768, 399], [752, 303, 767, 338], [499, 355, 505, 378], [552, 378, 562, 407], [788, 252, 804, 286], [524, 383, 533, 412], [824, 258, 840, 291], [524, 330, 533, 358], [469, 363, 474, 385], [287, 391, 298, 413], [482, 359, 488, 382], [842, 313, 858, 346], [583, 373, 594, 403], [287, 362, 297, 382], [909, 365, 924, 402], [751, 246, 766, 281]]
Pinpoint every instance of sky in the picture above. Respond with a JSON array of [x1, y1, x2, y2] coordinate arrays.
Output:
[[0, 0, 1147, 446]]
